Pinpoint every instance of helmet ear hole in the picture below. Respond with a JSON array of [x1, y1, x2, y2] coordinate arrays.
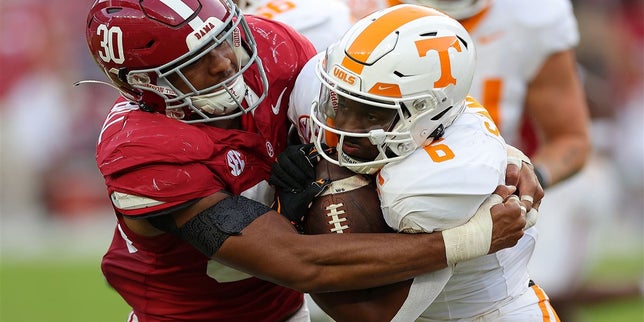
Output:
[[429, 124, 445, 140]]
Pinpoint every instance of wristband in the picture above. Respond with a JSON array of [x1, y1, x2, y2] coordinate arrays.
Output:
[[534, 166, 551, 189]]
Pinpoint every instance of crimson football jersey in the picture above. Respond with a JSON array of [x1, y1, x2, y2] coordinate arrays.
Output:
[[97, 16, 316, 322]]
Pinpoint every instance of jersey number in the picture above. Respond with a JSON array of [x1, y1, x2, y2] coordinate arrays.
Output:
[[96, 24, 125, 64], [423, 138, 455, 163], [422, 99, 501, 163]]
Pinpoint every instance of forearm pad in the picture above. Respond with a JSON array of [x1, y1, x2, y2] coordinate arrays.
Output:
[[149, 196, 271, 257]]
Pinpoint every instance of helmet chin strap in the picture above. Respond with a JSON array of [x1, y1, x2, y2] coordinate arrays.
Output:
[[338, 150, 384, 175]]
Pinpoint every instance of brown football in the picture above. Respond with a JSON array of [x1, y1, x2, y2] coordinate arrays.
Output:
[[304, 158, 393, 235], [304, 157, 411, 322]]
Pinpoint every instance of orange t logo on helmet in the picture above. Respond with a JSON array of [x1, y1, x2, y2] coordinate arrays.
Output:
[[415, 36, 462, 87]]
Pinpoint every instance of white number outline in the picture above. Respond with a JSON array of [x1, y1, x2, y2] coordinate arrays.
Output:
[[96, 24, 125, 64]]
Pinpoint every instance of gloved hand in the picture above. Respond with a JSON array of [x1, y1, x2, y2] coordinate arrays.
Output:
[[269, 143, 334, 229]]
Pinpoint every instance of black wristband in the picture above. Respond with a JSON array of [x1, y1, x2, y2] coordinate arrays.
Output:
[[534, 166, 550, 189]]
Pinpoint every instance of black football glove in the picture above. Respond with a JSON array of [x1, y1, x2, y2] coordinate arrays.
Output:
[[275, 178, 331, 231], [269, 143, 335, 229]]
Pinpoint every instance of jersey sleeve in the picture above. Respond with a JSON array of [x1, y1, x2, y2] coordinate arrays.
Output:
[[106, 162, 222, 216], [378, 110, 507, 233], [510, 0, 580, 79], [380, 160, 502, 233], [97, 108, 224, 216]]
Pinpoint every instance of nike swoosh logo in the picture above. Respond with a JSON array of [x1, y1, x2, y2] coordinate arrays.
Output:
[[272, 87, 288, 115]]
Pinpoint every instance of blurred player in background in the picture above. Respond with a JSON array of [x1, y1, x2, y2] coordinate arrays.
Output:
[[343, 0, 592, 318], [236, 0, 353, 52], [285, 5, 553, 320]]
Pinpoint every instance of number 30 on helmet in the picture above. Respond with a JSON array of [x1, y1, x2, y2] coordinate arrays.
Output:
[[311, 4, 477, 174], [85, 0, 268, 123]]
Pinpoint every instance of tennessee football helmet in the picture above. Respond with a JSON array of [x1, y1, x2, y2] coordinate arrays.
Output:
[[86, 0, 268, 123], [311, 4, 476, 174], [399, 0, 491, 20]]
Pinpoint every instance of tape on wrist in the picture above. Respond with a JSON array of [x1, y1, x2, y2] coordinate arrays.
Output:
[[442, 194, 498, 264], [506, 144, 532, 168]]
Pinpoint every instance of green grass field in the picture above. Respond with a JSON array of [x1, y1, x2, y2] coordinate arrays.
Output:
[[1, 254, 642, 322], [0, 260, 131, 322]]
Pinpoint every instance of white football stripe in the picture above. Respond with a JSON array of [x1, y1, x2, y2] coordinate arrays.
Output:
[[159, 0, 204, 30]]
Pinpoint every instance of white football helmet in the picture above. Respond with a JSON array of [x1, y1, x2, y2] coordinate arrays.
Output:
[[311, 4, 476, 174], [399, 0, 492, 20]]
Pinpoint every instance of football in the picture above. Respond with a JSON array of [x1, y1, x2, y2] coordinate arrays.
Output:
[[304, 157, 410, 322], [304, 158, 393, 235]]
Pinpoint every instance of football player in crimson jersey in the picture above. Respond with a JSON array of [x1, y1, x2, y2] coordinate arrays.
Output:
[[83, 0, 542, 321], [344, 0, 593, 317], [293, 5, 557, 320]]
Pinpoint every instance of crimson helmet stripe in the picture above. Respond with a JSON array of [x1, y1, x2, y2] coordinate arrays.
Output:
[[159, 0, 204, 30]]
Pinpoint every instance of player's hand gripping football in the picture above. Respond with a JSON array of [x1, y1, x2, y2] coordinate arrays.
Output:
[[269, 143, 335, 229]]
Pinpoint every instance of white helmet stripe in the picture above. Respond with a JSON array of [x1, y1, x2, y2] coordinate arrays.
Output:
[[159, 0, 205, 30]]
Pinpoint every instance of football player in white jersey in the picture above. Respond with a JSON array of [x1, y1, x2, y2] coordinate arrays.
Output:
[[289, 5, 558, 321], [343, 0, 593, 317], [236, 0, 353, 52]]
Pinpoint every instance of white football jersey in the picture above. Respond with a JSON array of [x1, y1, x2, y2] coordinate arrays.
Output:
[[244, 0, 353, 52]]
